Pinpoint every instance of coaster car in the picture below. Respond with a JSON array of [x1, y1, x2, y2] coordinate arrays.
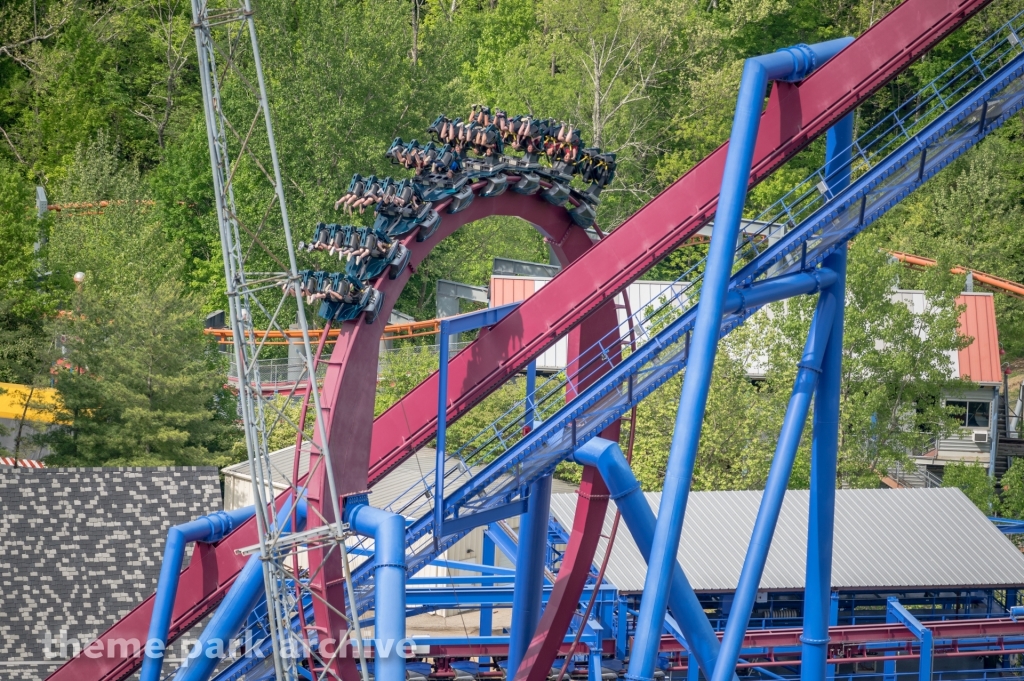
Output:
[[345, 226, 411, 282], [316, 272, 384, 324]]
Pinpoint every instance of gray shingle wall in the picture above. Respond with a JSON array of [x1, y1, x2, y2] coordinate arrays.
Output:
[[0, 467, 221, 681]]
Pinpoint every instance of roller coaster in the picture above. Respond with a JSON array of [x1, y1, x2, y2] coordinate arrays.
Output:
[[45, 1, 1024, 681]]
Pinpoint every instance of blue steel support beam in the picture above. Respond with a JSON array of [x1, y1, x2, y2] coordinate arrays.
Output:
[[710, 290, 837, 681], [174, 498, 306, 681], [427, 559, 516, 576], [436, 303, 520, 544], [508, 475, 553, 680], [525, 361, 537, 430], [486, 522, 519, 565], [627, 36, 853, 681], [800, 111, 854, 681], [140, 506, 256, 681], [573, 438, 723, 677], [346, 500, 408, 681], [885, 597, 933, 681], [404, 584, 617, 607], [588, 643, 602, 681], [481, 533, 496, 663], [439, 268, 837, 521], [617, 599, 628, 660]]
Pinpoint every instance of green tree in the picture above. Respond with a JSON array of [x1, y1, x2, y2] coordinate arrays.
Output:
[[0, 162, 60, 384], [44, 278, 236, 466], [750, 233, 972, 487], [630, 339, 791, 492], [396, 216, 548, 320], [41, 136, 237, 467], [626, 231, 973, 493], [943, 459, 997, 513], [999, 458, 1024, 520], [878, 127, 1024, 358]]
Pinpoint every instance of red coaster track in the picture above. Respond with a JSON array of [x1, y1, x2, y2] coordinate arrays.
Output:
[[46, 2, 996, 680]]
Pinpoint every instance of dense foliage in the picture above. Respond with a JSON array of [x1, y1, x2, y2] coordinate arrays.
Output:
[[2, 0, 1023, 494]]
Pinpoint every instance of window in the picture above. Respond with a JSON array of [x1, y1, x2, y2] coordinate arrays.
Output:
[[945, 400, 990, 428]]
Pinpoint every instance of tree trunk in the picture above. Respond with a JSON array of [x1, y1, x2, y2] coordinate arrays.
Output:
[[411, 0, 420, 66], [13, 386, 34, 456]]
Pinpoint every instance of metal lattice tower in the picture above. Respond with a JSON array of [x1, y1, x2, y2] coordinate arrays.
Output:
[[189, 2, 368, 679]]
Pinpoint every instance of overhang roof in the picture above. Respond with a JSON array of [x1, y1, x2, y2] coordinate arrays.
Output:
[[956, 292, 1002, 385], [548, 487, 1024, 593]]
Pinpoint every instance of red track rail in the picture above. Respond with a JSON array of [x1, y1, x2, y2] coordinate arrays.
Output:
[[305, 189, 617, 680], [47, 2, 995, 679], [47, 192, 606, 681], [366, 0, 997, 485], [296, 618, 1024, 659]]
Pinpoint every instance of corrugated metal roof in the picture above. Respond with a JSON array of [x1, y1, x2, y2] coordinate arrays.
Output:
[[223, 442, 312, 487], [490, 276, 536, 307], [956, 292, 1002, 385], [548, 488, 1024, 592]]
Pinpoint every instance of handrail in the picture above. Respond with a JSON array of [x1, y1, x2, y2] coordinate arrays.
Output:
[[204, 318, 442, 345], [890, 251, 1024, 299]]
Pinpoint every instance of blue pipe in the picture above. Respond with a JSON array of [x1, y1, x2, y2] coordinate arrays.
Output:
[[140, 506, 257, 681], [435, 322, 452, 545], [174, 498, 307, 681], [480, 533, 496, 663], [801, 113, 853, 681], [626, 36, 852, 681], [525, 361, 537, 430], [710, 292, 837, 681], [346, 499, 408, 681], [573, 438, 723, 678], [507, 474, 552, 679]]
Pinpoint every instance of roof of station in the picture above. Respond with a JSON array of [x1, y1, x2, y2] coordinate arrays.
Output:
[[223, 446, 577, 511], [548, 487, 1024, 593]]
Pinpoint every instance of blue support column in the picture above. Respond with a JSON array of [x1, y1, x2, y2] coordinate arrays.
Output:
[[346, 499, 409, 681], [626, 37, 852, 681], [174, 499, 306, 681], [435, 319, 452, 549], [616, 599, 628, 660], [479, 532, 495, 663], [885, 598, 932, 681], [801, 111, 854, 681], [140, 506, 256, 681], [710, 292, 837, 681], [507, 475, 553, 679], [574, 437, 724, 676], [686, 653, 699, 681], [525, 361, 537, 430], [435, 303, 519, 544], [588, 642, 602, 681], [481, 533, 496, 639]]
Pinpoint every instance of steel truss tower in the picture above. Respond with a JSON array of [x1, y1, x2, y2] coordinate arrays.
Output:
[[189, 2, 368, 679]]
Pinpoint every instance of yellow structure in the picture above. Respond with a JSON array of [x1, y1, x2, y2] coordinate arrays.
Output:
[[0, 383, 61, 424]]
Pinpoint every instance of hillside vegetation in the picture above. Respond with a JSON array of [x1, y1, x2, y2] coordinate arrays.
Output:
[[1, 0, 1023, 487]]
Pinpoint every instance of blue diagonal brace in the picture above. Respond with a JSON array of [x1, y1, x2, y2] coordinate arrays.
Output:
[[886, 597, 933, 681]]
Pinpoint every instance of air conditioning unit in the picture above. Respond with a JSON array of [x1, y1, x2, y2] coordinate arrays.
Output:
[[973, 431, 990, 444]]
